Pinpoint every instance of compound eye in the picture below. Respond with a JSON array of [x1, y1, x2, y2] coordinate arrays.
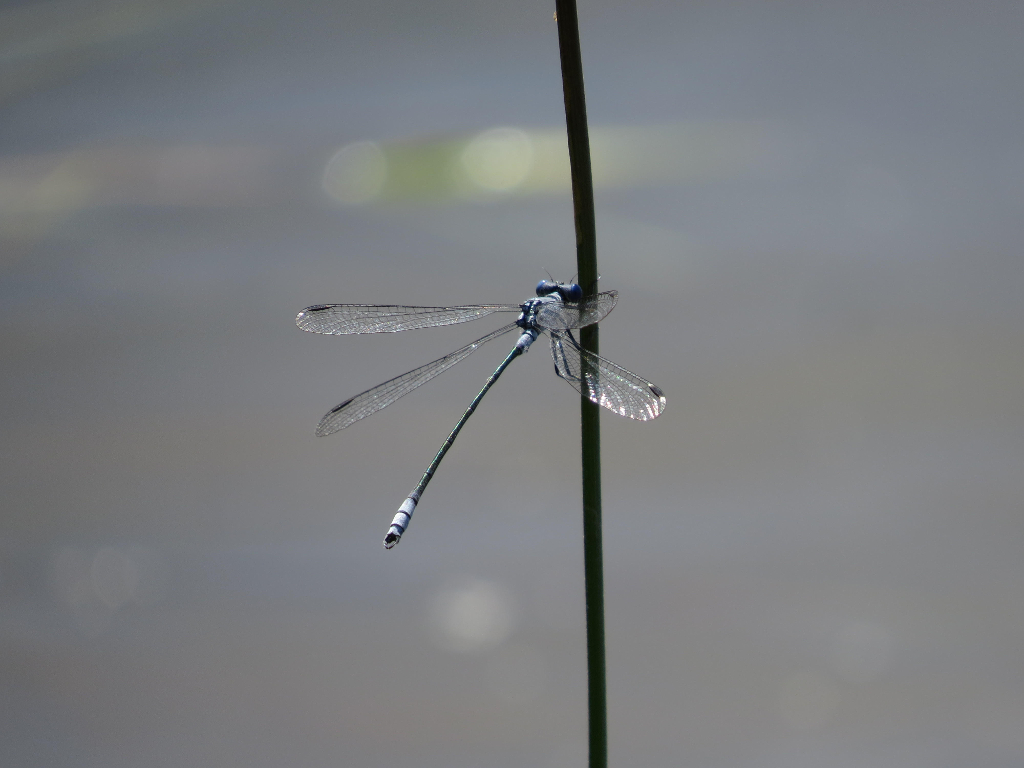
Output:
[[563, 283, 583, 303], [536, 280, 558, 296]]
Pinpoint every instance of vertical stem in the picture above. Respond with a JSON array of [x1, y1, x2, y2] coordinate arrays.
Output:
[[555, 3, 606, 768]]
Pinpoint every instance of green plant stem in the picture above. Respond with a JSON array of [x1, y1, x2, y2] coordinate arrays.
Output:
[[554, 3, 606, 767]]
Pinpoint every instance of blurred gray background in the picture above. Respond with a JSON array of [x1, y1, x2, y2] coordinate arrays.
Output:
[[2, 0, 1023, 766]]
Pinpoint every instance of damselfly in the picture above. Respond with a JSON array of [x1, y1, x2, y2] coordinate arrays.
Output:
[[296, 281, 665, 548]]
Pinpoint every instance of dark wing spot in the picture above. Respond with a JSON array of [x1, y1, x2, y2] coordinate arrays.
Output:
[[648, 384, 665, 398], [330, 398, 354, 414]]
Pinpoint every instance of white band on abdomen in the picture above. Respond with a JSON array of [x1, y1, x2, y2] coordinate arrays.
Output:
[[390, 496, 417, 531]]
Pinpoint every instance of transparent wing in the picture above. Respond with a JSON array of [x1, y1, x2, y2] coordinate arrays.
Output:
[[534, 290, 618, 330], [549, 330, 666, 420], [316, 323, 520, 436], [297, 303, 522, 335]]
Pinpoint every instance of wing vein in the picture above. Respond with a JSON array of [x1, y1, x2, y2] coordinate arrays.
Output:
[[297, 303, 522, 334], [549, 330, 666, 420], [316, 322, 520, 435]]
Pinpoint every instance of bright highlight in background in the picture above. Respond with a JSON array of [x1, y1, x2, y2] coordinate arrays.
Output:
[[460, 127, 535, 193], [322, 140, 388, 204], [427, 579, 516, 653], [320, 122, 777, 205]]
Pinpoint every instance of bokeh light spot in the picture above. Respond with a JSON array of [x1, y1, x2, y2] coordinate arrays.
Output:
[[427, 579, 516, 653], [460, 127, 534, 193], [322, 141, 388, 204]]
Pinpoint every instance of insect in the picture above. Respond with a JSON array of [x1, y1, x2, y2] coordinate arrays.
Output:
[[296, 280, 665, 548]]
